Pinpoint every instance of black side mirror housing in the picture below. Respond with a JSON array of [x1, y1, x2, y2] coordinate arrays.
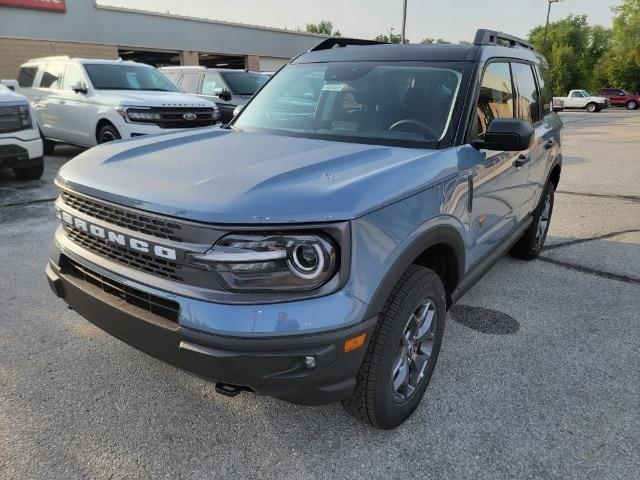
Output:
[[72, 82, 88, 94], [472, 118, 534, 151], [216, 88, 232, 101]]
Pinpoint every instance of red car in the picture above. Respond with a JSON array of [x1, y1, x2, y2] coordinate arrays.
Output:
[[598, 88, 640, 110]]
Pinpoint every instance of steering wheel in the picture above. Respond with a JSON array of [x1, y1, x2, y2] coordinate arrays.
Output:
[[388, 119, 439, 140]]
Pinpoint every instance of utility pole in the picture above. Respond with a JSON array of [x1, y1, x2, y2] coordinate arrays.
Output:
[[401, 0, 408, 44], [543, 0, 562, 54]]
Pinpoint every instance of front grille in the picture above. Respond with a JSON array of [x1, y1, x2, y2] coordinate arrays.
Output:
[[61, 255, 179, 323], [130, 107, 217, 129], [67, 227, 183, 281], [61, 190, 183, 242], [0, 105, 27, 133]]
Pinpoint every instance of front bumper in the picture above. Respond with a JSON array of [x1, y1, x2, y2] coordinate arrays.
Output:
[[46, 252, 376, 405], [0, 135, 43, 168]]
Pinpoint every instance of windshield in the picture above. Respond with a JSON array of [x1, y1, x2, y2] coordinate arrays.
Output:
[[221, 71, 269, 95], [233, 62, 463, 147], [84, 64, 180, 92]]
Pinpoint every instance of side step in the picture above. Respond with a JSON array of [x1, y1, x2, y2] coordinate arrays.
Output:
[[215, 382, 243, 397]]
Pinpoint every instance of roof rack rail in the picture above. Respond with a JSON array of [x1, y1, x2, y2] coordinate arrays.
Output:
[[473, 29, 534, 50], [310, 37, 382, 52]]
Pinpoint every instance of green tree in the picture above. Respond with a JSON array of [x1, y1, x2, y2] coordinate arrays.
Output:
[[606, 0, 640, 92], [420, 38, 450, 44], [306, 20, 341, 36], [375, 32, 408, 43]]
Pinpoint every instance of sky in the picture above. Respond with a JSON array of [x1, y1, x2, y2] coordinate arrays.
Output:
[[98, 0, 622, 43]]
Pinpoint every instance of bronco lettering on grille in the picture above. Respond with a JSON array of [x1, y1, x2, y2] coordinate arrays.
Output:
[[60, 211, 177, 260]]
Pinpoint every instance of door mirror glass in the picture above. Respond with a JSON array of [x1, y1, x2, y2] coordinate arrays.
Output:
[[472, 118, 534, 152]]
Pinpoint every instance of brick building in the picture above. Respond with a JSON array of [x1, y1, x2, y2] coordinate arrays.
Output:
[[0, 0, 327, 79]]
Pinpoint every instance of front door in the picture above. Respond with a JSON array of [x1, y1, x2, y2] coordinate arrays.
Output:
[[461, 61, 531, 266], [57, 64, 95, 146]]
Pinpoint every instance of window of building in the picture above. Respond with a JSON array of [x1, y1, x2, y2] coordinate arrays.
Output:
[[475, 62, 513, 138], [512, 62, 540, 124]]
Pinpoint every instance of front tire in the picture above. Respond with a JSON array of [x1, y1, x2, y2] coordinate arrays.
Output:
[[12, 157, 44, 180], [586, 102, 599, 113], [510, 181, 555, 260], [626, 100, 638, 110], [97, 124, 121, 144], [342, 265, 446, 429]]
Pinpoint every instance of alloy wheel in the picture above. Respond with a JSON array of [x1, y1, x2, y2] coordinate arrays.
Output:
[[391, 299, 437, 401]]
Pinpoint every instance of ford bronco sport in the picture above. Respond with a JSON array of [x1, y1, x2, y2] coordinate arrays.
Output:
[[46, 30, 562, 429]]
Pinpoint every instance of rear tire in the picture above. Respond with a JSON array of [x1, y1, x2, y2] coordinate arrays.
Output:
[[586, 102, 599, 113], [626, 100, 638, 110], [510, 181, 555, 260], [12, 157, 44, 180], [97, 124, 121, 144], [342, 265, 446, 429]]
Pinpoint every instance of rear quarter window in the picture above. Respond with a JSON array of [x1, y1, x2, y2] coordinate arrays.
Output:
[[17, 66, 38, 88], [535, 64, 552, 116]]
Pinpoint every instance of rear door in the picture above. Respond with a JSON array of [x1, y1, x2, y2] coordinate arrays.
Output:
[[34, 63, 65, 139], [463, 61, 531, 264]]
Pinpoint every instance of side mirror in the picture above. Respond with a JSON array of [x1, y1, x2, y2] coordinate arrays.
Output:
[[71, 81, 88, 94], [472, 118, 534, 151], [552, 98, 564, 113], [214, 87, 232, 101]]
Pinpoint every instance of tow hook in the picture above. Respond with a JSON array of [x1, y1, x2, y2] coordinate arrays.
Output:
[[215, 382, 242, 397]]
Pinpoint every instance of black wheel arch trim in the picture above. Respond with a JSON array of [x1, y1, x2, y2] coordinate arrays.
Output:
[[363, 224, 465, 318]]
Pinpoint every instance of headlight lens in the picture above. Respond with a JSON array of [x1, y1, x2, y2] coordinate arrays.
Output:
[[187, 233, 338, 292], [125, 109, 162, 121], [19, 104, 31, 128]]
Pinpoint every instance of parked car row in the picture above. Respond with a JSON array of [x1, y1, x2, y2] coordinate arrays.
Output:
[[0, 57, 272, 180], [553, 87, 640, 113]]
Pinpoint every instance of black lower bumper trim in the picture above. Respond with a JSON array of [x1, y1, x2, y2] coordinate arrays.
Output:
[[46, 260, 376, 405], [0, 144, 39, 168]]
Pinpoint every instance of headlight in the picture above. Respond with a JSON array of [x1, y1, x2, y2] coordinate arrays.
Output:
[[125, 109, 162, 121], [19, 104, 31, 128], [116, 107, 161, 122], [187, 233, 339, 292]]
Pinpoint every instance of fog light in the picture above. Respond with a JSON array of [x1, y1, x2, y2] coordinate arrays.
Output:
[[303, 356, 316, 369]]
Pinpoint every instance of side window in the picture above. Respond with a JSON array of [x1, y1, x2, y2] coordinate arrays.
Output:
[[162, 72, 178, 83], [61, 65, 85, 91], [180, 73, 200, 94], [40, 64, 64, 89], [571, 91, 583, 98], [535, 65, 552, 115], [17, 66, 38, 88], [512, 63, 540, 124], [201, 74, 220, 95], [476, 62, 513, 138]]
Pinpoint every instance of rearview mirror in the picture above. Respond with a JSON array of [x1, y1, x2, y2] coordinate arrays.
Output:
[[71, 81, 88, 94], [472, 118, 534, 151]]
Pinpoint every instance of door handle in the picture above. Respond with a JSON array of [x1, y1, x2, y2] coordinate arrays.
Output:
[[59, 99, 66, 104], [544, 138, 555, 150], [513, 154, 530, 168]]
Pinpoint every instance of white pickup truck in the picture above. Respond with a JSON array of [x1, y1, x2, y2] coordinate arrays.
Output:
[[554, 89, 609, 113]]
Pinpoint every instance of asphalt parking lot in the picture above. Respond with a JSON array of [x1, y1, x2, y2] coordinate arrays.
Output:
[[1, 111, 639, 479]]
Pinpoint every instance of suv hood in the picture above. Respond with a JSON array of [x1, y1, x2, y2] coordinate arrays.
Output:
[[57, 129, 457, 224], [97, 90, 216, 108], [0, 87, 28, 104]]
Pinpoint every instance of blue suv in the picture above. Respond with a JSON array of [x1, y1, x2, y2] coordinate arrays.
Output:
[[46, 30, 562, 429]]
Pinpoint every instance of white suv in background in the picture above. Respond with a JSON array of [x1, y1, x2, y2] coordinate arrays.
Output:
[[0, 82, 43, 180], [17, 57, 221, 153]]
